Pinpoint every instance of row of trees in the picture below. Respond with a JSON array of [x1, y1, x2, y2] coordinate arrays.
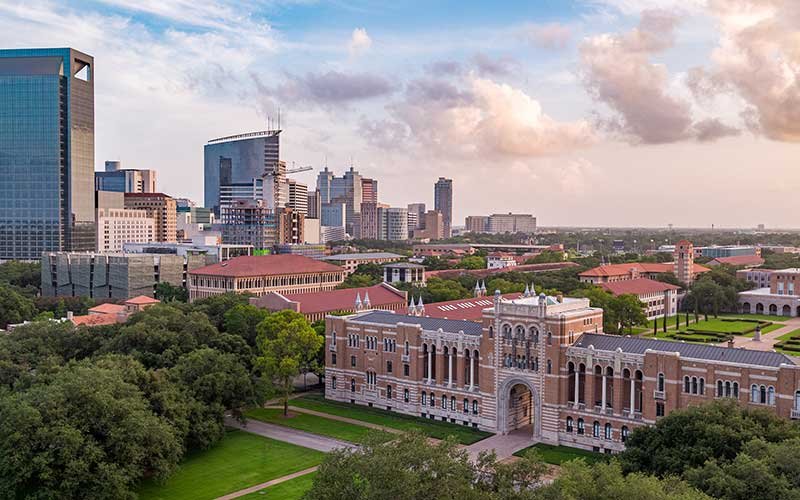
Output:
[[0, 293, 323, 498]]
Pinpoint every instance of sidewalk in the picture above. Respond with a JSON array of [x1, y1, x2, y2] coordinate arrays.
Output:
[[215, 466, 319, 500], [264, 404, 402, 435]]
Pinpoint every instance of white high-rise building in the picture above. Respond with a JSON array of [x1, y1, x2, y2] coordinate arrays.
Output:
[[96, 208, 155, 252]]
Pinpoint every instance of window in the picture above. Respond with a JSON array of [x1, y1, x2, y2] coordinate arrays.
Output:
[[577, 418, 585, 435], [566, 416, 574, 433], [547, 332, 552, 345], [684, 376, 690, 393], [593, 421, 600, 438], [621, 426, 629, 443], [751, 384, 758, 402], [699, 378, 705, 395], [733, 382, 739, 398], [657, 373, 665, 392], [546, 360, 552, 374], [489, 326, 494, 338], [430, 393, 436, 407], [717, 380, 724, 397], [768, 386, 775, 405], [331, 353, 337, 365], [351, 355, 357, 367], [404, 341, 409, 355], [531, 327, 539, 344], [463, 398, 469, 413], [450, 396, 456, 411], [691, 377, 698, 394], [760, 385, 767, 404], [366, 371, 377, 387], [351, 379, 356, 392], [472, 400, 479, 415], [386, 361, 393, 373], [404, 364, 410, 376], [404, 388, 409, 402], [656, 402, 665, 417], [604, 423, 612, 440], [331, 376, 336, 389], [442, 394, 447, 408], [386, 385, 392, 400], [422, 391, 427, 405]]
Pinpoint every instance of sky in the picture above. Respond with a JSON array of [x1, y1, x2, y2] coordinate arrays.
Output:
[[2, 0, 798, 228]]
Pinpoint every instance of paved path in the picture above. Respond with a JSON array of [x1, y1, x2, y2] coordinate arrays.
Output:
[[264, 405, 402, 434], [226, 417, 355, 453], [723, 317, 800, 352], [215, 466, 319, 500], [464, 427, 536, 460]]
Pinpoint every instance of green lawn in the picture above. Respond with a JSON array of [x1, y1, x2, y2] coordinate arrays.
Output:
[[721, 313, 790, 322], [740, 322, 784, 337], [776, 328, 800, 342], [513, 443, 604, 465], [289, 393, 492, 445], [239, 472, 317, 500], [245, 407, 391, 444], [137, 430, 324, 500]]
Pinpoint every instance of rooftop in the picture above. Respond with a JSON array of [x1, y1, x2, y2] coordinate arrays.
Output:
[[88, 303, 126, 315], [573, 333, 795, 368], [189, 255, 343, 277], [709, 255, 765, 266], [351, 310, 484, 336], [125, 295, 161, 305], [579, 262, 710, 278], [600, 278, 680, 296], [254, 284, 406, 314], [424, 293, 521, 321], [320, 252, 403, 261], [383, 262, 425, 269]]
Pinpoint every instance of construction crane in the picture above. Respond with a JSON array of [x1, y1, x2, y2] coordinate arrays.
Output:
[[286, 165, 313, 175]]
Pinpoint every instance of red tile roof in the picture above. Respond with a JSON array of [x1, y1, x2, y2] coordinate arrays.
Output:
[[189, 255, 344, 277], [423, 293, 522, 321], [125, 295, 161, 305], [70, 314, 121, 327], [579, 262, 709, 277], [600, 278, 680, 296], [287, 284, 406, 314], [88, 303, 126, 315], [708, 255, 765, 267]]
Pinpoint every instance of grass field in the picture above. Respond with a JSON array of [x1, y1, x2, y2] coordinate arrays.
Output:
[[290, 393, 492, 445], [137, 430, 324, 500], [239, 472, 317, 500], [245, 407, 391, 444], [643, 317, 783, 343], [776, 328, 800, 342], [721, 313, 789, 322], [741, 322, 784, 337], [513, 443, 604, 465]]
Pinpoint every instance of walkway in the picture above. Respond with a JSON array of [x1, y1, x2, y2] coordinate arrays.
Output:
[[465, 426, 536, 460], [264, 405, 403, 434], [225, 416, 355, 453], [215, 466, 319, 500], [723, 316, 800, 352]]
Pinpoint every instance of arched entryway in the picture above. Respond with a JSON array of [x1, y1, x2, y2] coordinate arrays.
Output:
[[783, 305, 792, 316], [756, 303, 764, 314], [497, 378, 541, 437], [741, 302, 751, 314], [769, 304, 778, 315]]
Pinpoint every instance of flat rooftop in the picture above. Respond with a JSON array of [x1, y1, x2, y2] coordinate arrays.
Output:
[[350, 310, 484, 336]]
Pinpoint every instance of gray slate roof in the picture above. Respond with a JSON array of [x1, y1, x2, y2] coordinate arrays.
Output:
[[320, 252, 402, 261], [352, 310, 484, 336], [573, 333, 795, 368], [383, 262, 425, 268]]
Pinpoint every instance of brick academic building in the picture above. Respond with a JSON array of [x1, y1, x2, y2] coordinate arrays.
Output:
[[325, 291, 800, 453]]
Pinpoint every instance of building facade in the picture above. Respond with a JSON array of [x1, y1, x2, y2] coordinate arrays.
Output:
[[0, 48, 96, 259], [42, 251, 213, 299], [434, 177, 453, 238], [124, 193, 177, 243], [325, 292, 800, 452], [736, 268, 774, 289], [407, 203, 426, 230], [465, 216, 489, 234], [413, 211, 444, 240], [361, 178, 378, 204], [95, 161, 157, 193], [317, 167, 363, 234], [487, 213, 537, 235], [739, 268, 800, 317], [383, 262, 426, 285], [320, 252, 403, 275], [599, 279, 679, 320], [219, 199, 278, 250], [96, 208, 155, 252], [188, 254, 345, 301], [379, 207, 409, 241]]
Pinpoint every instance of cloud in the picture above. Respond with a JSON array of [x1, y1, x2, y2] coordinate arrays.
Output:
[[367, 76, 594, 158], [425, 60, 463, 76], [266, 70, 395, 108], [580, 9, 739, 144], [701, 0, 800, 142], [348, 27, 372, 56], [471, 52, 517, 76], [521, 22, 572, 49]]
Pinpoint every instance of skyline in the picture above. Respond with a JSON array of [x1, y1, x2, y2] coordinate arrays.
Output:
[[2, 0, 798, 227]]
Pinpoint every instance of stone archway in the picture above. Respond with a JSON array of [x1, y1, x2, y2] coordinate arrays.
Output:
[[742, 302, 751, 314], [497, 377, 541, 438]]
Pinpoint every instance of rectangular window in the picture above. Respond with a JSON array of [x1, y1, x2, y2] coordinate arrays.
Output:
[[351, 355, 357, 367], [387, 361, 393, 373], [331, 353, 337, 365], [656, 402, 665, 417], [404, 364, 410, 376]]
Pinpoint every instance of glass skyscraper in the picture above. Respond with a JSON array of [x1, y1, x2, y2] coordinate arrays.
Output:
[[0, 48, 95, 260]]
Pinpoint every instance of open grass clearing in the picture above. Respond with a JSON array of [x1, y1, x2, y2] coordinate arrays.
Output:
[[290, 393, 492, 445], [245, 407, 391, 444], [238, 472, 317, 500], [137, 430, 324, 500]]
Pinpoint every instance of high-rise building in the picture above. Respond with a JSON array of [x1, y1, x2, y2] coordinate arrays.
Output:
[[0, 48, 96, 259], [124, 193, 177, 243], [316, 167, 363, 234], [278, 208, 305, 245], [96, 208, 155, 253], [465, 215, 489, 234], [321, 202, 346, 228], [359, 202, 386, 240], [378, 207, 408, 241], [434, 177, 453, 238], [407, 203, 426, 230], [307, 189, 322, 219], [204, 130, 280, 216], [361, 178, 378, 203], [407, 211, 418, 234], [486, 213, 536, 234], [95, 161, 157, 193], [413, 210, 444, 240], [287, 179, 308, 215], [219, 199, 278, 250]]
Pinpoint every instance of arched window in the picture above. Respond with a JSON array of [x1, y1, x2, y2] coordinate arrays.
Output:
[[717, 380, 724, 397], [515, 325, 525, 340], [577, 418, 585, 435], [430, 392, 436, 407], [566, 416, 574, 432], [733, 382, 739, 398], [404, 388, 409, 402], [472, 400, 479, 415], [450, 396, 456, 410], [503, 324, 512, 339], [699, 378, 705, 395], [751, 384, 758, 402], [760, 385, 767, 404], [404, 341, 409, 355], [684, 376, 690, 393], [768, 386, 775, 405], [530, 327, 539, 344], [387, 385, 392, 400], [604, 423, 612, 440], [489, 326, 494, 338], [533, 357, 539, 372], [592, 421, 600, 438], [795, 391, 800, 410], [351, 379, 356, 392], [331, 376, 336, 389], [658, 373, 665, 392], [421, 391, 427, 405], [463, 398, 469, 413], [442, 394, 447, 408], [547, 332, 552, 345], [546, 360, 552, 374], [621, 426, 629, 443]]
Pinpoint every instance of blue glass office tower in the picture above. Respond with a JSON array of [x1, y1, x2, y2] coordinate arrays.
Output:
[[0, 48, 95, 260]]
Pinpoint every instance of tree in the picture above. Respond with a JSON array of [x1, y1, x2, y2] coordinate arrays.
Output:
[[572, 286, 614, 331], [607, 294, 647, 334], [460, 255, 486, 269], [524, 250, 565, 264], [222, 304, 269, 346], [0, 284, 36, 328], [0, 261, 40, 293], [485, 278, 525, 294], [154, 282, 189, 302], [191, 292, 253, 329], [255, 310, 322, 416], [655, 272, 685, 289], [337, 263, 383, 289], [619, 399, 800, 478], [0, 361, 182, 499]]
